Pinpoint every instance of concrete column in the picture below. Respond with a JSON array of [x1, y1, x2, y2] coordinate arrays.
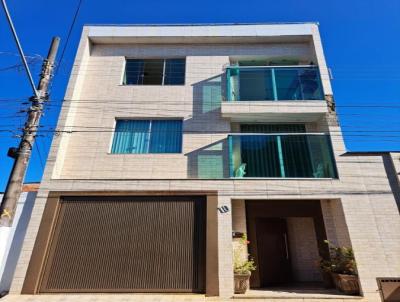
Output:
[[206, 195, 219, 296], [217, 195, 234, 298], [320, 199, 351, 247]]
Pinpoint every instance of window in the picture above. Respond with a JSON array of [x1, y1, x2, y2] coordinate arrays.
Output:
[[123, 59, 185, 85], [111, 120, 182, 154]]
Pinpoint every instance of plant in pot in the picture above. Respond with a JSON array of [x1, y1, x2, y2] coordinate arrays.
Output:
[[319, 240, 360, 295], [233, 234, 256, 294]]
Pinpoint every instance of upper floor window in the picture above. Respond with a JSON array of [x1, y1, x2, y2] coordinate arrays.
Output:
[[111, 119, 182, 154], [123, 58, 186, 85]]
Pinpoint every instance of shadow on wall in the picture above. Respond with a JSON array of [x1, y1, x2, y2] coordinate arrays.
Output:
[[382, 154, 400, 212], [184, 74, 226, 131], [186, 139, 230, 179], [184, 74, 231, 179]]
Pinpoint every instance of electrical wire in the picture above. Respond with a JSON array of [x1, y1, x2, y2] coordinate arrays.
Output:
[[55, 0, 83, 77], [39, 98, 400, 108], [34, 140, 44, 170]]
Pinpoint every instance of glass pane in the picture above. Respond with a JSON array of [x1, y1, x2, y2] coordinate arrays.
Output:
[[149, 120, 182, 153], [164, 59, 185, 85], [275, 69, 303, 100], [142, 59, 164, 85], [124, 60, 144, 85], [239, 135, 280, 177], [239, 69, 274, 101], [307, 135, 337, 178], [280, 135, 313, 177], [111, 120, 150, 153], [298, 68, 324, 100]]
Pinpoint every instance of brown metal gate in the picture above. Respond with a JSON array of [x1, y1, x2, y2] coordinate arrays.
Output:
[[39, 196, 206, 293]]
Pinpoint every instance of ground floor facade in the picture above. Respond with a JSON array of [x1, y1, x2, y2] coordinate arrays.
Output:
[[8, 175, 400, 302]]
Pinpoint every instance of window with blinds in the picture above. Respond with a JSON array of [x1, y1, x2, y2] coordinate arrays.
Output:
[[123, 59, 186, 85], [111, 120, 183, 154]]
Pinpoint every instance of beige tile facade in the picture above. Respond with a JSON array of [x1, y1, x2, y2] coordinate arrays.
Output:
[[286, 217, 322, 282], [9, 24, 400, 302]]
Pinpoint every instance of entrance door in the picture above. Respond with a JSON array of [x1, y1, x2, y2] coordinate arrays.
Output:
[[255, 218, 291, 286]]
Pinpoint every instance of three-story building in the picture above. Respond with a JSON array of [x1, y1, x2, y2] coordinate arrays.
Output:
[[10, 24, 400, 301]]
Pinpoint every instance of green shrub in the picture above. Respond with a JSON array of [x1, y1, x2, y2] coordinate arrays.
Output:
[[233, 234, 256, 275], [319, 240, 357, 276]]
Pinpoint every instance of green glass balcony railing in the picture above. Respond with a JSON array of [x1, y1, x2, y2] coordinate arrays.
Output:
[[226, 66, 324, 101], [228, 134, 337, 178]]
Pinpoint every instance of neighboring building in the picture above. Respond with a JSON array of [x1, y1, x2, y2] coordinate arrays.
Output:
[[8, 24, 400, 301], [0, 183, 39, 295], [344, 152, 400, 212]]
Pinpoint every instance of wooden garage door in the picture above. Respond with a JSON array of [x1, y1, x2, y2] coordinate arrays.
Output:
[[39, 196, 206, 293]]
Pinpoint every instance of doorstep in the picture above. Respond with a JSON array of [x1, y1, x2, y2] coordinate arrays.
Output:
[[0, 293, 207, 302], [233, 288, 364, 301]]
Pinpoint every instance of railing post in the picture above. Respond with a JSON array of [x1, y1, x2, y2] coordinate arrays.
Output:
[[228, 135, 234, 177], [276, 135, 286, 177], [297, 68, 305, 100], [236, 67, 240, 101], [226, 68, 231, 102], [271, 68, 278, 101]]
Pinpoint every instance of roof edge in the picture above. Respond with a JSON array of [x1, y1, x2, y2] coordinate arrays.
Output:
[[83, 22, 319, 27]]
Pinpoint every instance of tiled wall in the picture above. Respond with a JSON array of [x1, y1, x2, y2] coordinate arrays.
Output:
[[57, 42, 314, 180]]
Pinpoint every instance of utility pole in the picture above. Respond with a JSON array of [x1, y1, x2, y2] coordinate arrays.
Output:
[[0, 37, 60, 227]]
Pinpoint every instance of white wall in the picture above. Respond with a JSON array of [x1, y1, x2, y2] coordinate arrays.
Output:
[[0, 191, 36, 293]]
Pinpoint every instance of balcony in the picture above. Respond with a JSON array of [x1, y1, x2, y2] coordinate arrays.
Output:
[[228, 134, 337, 178], [221, 66, 328, 122]]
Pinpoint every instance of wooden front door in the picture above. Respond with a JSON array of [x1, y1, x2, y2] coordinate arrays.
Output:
[[255, 218, 291, 286]]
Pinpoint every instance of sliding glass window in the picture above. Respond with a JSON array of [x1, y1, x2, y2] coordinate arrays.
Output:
[[111, 120, 182, 154], [123, 59, 185, 85]]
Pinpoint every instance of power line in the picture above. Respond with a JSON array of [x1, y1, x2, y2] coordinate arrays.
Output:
[[12, 124, 400, 134], [35, 140, 44, 169], [1, 130, 400, 143], [1, 128, 400, 142], [55, 0, 83, 77], [41, 99, 400, 108], [2, 124, 400, 135], [1, 124, 400, 135], [0, 55, 42, 72]]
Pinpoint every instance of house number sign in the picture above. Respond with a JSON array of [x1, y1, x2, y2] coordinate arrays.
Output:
[[217, 206, 229, 214]]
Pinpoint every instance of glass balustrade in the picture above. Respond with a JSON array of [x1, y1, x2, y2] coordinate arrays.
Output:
[[228, 134, 337, 178], [226, 66, 324, 102]]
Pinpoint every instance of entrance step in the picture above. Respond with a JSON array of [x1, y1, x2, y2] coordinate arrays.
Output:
[[233, 297, 363, 301], [0, 294, 207, 302], [233, 289, 364, 301]]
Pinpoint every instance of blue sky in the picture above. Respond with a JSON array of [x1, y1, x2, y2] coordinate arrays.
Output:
[[0, 0, 399, 190]]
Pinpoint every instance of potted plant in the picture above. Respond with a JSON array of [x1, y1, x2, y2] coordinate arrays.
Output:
[[233, 234, 256, 294], [319, 241, 360, 295]]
